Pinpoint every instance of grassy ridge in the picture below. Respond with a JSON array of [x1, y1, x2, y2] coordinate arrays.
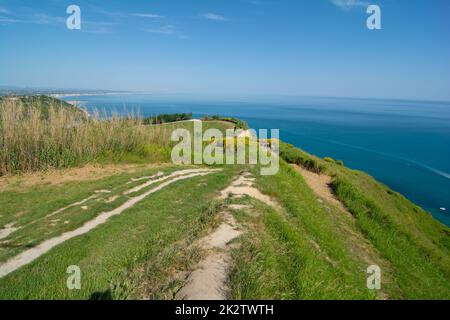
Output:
[[277, 142, 450, 299], [0, 95, 85, 120], [331, 176, 450, 299], [230, 162, 378, 299]]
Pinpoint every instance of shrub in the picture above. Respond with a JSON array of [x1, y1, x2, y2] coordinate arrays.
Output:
[[279, 142, 325, 174], [201, 115, 249, 130], [303, 159, 326, 174], [143, 113, 192, 125], [324, 157, 335, 163]]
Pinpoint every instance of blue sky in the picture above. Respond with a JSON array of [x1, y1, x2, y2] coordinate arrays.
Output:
[[0, 0, 449, 101]]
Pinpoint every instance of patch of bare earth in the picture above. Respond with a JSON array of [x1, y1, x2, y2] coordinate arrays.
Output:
[[292, 164, 398, 299], [176, 173, 280, 300], [0, 163, 171, 192], [176, 211, 242, 300], [293, 165, 348, 213], [0, 223, 19, 240], [3, 169, 205, 236], [219, 174, 281, 210]]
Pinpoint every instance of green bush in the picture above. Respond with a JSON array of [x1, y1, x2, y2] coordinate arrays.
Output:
[[143, 113, 192, 125], [279, 142, 325, 174], [201, 115, 249, 130]]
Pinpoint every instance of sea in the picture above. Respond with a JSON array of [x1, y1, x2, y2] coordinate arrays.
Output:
[[62, 94, 450, 227]]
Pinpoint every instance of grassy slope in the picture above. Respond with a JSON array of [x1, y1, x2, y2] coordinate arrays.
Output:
[[271, 143, 450, 299], [0, 95, 84, 119], [331, 167, 450, 299], [230, 162, 378, 299], [0, 165, 182, 262], [0, 118, 448, 299], [0, 165, 237, 299]]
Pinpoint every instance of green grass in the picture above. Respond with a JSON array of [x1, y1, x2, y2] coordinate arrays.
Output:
[[229, 162, 378, 299], [0, 165, 237, 299], [0, 165, 186, 262], [277, 141, 450, 299], [331, 176, 450, 299], [1, 102, 449, 300]]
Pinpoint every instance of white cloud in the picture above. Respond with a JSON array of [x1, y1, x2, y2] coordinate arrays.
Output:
[[132, 13, 165, 19], [0, 7, 11, 15], [330, 0, 369, 10], [145, 24, 175, 35], [32, 13, 65, 25], [82, 21, 118, 34], [200, 13, 228, 21], [0, 13, 65, 25], [0, 16, 22, 24]]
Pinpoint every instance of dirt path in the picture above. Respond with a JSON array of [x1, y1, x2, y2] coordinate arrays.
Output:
[[45, 193, 107, 219], [0, 223, 18, 240], [292, 164, 396, 299], [219, 174, 280, 209], [0, 168, 221, 278], [124, 169, 215, 195], [4, 169, 211, 238], [176, 211, 241, 300], [176, 173, 280, 300], [293, 165, 348, 213], [44, 171, 174, 218], [126, 172, 164, 184], [0, 163, 169, 192]]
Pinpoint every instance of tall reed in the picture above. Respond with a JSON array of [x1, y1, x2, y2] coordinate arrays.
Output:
[[0, 98, 171, 175]]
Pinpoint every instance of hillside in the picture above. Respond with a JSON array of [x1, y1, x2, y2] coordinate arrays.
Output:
[[0, 95, 86, 120], [0, 98, 448, 300]]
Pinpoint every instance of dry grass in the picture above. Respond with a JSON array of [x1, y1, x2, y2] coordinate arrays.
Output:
[[0, 99, 172, 175]]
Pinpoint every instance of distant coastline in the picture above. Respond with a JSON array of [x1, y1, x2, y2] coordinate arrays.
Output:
[[51, 91, 130, 99], [0, 86, 131, 98]]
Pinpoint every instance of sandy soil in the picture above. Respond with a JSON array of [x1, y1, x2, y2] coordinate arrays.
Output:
[[0, 168, 220, 278], [177, 252, 230, 300], [46, 194, 101, 219], [124, 169, 216, 195], [126, 172, 164, 184], [0, 163, 171, 192], [176, 211, 241, 300], [176, 173, 280, 300], [2, 169, 210, 241], [292, 165, 348, 213], [219, 175, 280, 209], [0, 223, 19, 240]]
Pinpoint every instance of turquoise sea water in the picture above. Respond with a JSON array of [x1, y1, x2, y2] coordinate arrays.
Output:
[[63, 94, 450, 227]]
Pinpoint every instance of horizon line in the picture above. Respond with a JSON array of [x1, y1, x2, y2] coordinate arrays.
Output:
[[1, 84, 449, 104]]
